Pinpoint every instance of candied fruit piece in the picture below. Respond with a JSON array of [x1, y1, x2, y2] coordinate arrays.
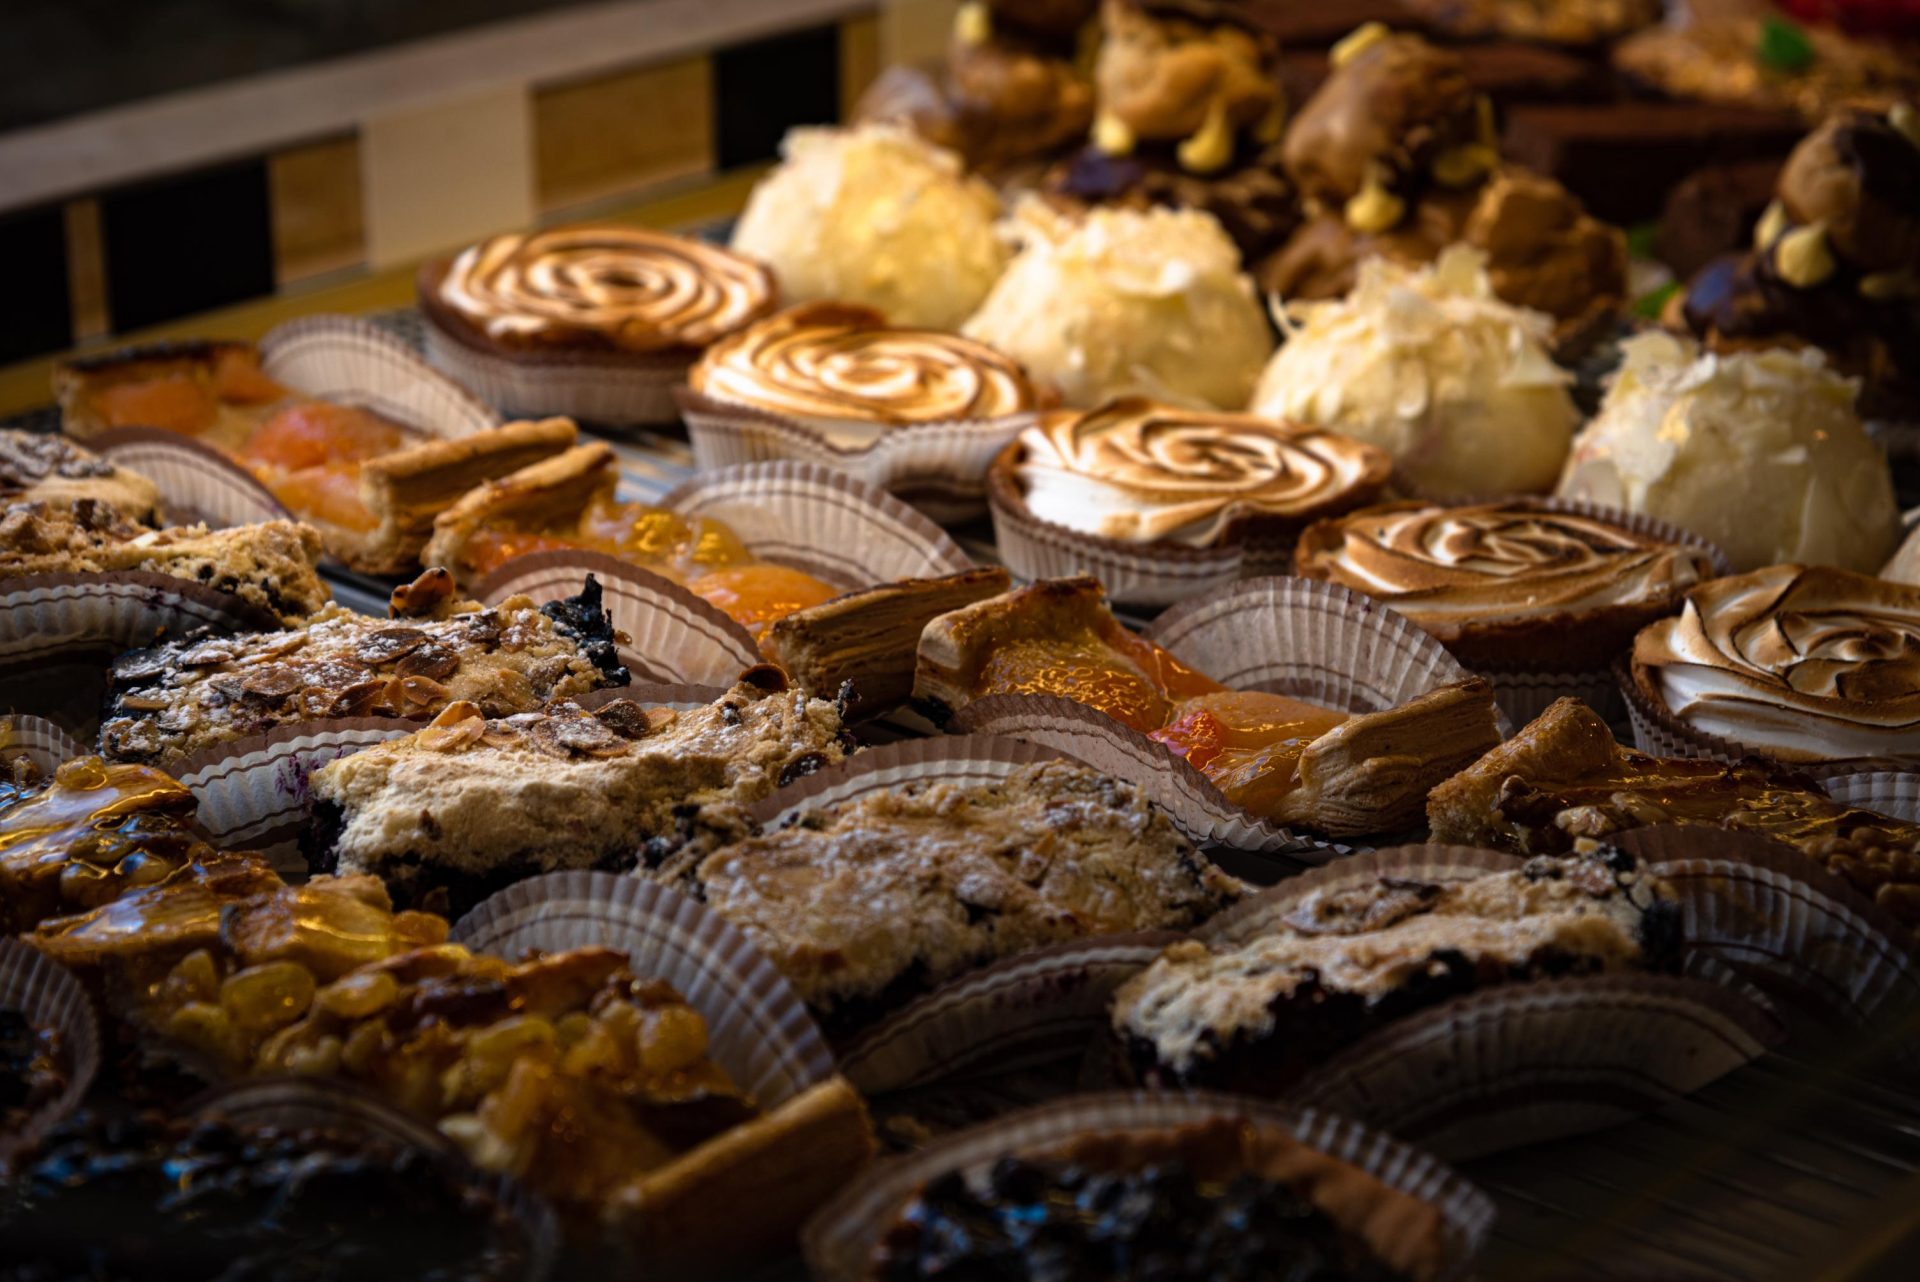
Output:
[[316, 968, 399, 1019], [637, 1004, 709, 1075], [219, 960, 317, 1031]]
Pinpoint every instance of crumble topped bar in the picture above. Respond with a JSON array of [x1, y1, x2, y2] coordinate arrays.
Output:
[[1113, 847, 1681, 1087], [0, 431, 160, 522], [99, 575, 628, 764], [307, 678, 852, 913], [653, 761, 1239, 1030], [0, 500, 330, 623]]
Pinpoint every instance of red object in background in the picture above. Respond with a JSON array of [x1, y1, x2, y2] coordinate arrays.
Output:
[[1782, 0, 1920, 36]]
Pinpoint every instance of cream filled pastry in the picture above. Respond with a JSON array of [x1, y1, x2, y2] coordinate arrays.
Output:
[[1250, 247, 1577, 499], [1631, 564, 1920, 763], [686, 302, 1039, 446], [1014, 399, 1390, 546], [1556, 333, 1899, 573], [1296, 499, 1717, 668], [429, 224, 776, 352], [963, 199, 1274, 410], [730, 123, 1010, 330]]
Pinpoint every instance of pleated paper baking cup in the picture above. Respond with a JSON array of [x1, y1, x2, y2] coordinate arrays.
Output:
[[0, 714, 84, 778], [744, 733, 1077, 828], [471, 553, 760, 684], [1612, 825, 1920, 1032], [423, 311, 686, 426], [677, 386, 1038, 523], [0, 938, 100, 1161], [188, 1076, 559, 1282], [804, 1090, 1495, 1282], [838, 932, 1183, 1097], [169, 719, 418, 875], [1286, 975, 1780, 1161], [986, 444, 1245, 608], [451, 870, 834, 1109], [1616, 656, 1913, 781], [658, 461, 973, 587], [1825, 770, 1920, 822], [87, 427, 291, 529]]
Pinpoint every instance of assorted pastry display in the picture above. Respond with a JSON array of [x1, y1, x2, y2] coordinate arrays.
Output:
[[0, 429, 159, 522]]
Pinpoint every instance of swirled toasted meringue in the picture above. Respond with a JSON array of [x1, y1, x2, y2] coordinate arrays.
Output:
[[1250, 247, 1577, 498], [730, 124, 1010, 330], [1556, 332, 1899, 573], [434, 225, 775, 352], [962, 199, 1274, 410], [1634, 565, 1920, 762], [1015, 399, 1390, 546], [688, 302, 1039, 445], [1296, 500, 1715, 637]]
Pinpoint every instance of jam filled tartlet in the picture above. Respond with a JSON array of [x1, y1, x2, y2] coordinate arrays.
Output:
[[989, 399, 1391, 605], [1625, 564, 1920, 769], [56, 342, 573, 574], [1295, 498, 1720, 722], [1113, 847, 1682, 1092], [420, 224, 778, 425]]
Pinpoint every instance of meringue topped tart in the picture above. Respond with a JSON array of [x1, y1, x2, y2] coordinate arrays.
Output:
[[425, 442, 838, 643], [1296, 499, 1718, 667], [1013, 399, 1390, 547], [1630, 564, 1920, 763], [686, 301, 1040, 446]]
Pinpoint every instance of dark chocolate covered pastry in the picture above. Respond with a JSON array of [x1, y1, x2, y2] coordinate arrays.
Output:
[[1046, 140, 1301, 261], [1113, 846, 1682, 1090]]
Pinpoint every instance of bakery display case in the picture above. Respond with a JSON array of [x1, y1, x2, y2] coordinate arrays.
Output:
[[1, 1, 1919, 1279]]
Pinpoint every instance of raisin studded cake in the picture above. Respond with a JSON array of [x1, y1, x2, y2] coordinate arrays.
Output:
[[651, 761, 1240, 1032], [98, 571, 627, 764], [306, 675, 852, 914], [0, 500, 331, 623], [1112, 846, 1681, 1091]]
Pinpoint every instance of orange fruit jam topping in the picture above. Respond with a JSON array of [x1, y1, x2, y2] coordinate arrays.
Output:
[[686, 564, 840, 642], [1151, 690, 1349, 817], [235, 402, 414, 532], [212, 350, 291, 405], [975, 635, 1178, 735], [91, 375, 220, 434]]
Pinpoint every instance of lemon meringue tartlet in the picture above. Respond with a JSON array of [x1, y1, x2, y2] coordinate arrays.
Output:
[[1556, 332, 1899, 573], [1249, 247, 1578, 499]]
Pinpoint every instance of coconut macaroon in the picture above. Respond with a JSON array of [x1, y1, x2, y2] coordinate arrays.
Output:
[[731, 123, 1010, 331], [1557, 332, 1899, 572], [1251, 247, 1578, 499], [963, 199, 1274, 410]]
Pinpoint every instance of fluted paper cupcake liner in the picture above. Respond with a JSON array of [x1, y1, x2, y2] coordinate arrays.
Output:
[[804, 1091, 1495, 1282], [424, 312, 686, 426], [658, 461, 973, 586], [472, 552, 762, 684], [188, 1076, 558, 1282], [0, 938, 100, 1161], [0, 713, 85, 777], [677, 386, 1038, 524], [451, 870, 834, 1109], [1612, 825, 1920, 1034], [838, 933, 1184, 1097], [1286, 975, 1781, 1161], [1616, 656, 1914, 781], [91, 315, 501, 531], [986, 443, 1245, 607], [743, 733, 1078, 828], [1825, 770, 1920, 822]]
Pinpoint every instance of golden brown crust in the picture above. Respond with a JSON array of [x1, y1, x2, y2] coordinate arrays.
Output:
[[914, 575, 1114, 715], [421, 441, 618, 580]]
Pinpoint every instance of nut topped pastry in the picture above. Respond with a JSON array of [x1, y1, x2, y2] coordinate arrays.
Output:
[[1251, 248, 1579, 499], [1090, 0, 1284, 173], [1556, 332, 1899, 573], [650, 761, 1237, 1031], [1628, 564, 1920, 764], [1009, 399, 1390, 547], [1401, 0, 1662, 45], [1295, 499, 1718, 670], [98, 572, 628, 764], [307, 675, 851, 913], [424, 224, 776, 355], [1113, 846, 1682, 1090], [0, 430, 159, 522], [1680, 103, 1920, 399], [1428, 697, 1920, 932], [0, 501, 331, 624], [731, 124, 1010, 331], [687, 302, 1041, 445]]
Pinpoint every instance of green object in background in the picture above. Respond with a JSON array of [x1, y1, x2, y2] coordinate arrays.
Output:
[[1755, 16, 1814, 74], [1634, 281, 1682, 320], [1626, 222, 1660, 262]]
